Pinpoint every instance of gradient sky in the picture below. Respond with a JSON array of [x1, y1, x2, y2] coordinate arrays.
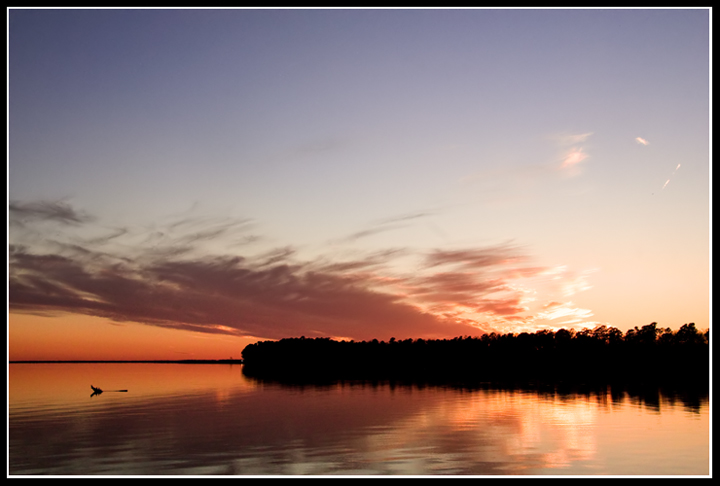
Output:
[[8, 7, 711, 360]]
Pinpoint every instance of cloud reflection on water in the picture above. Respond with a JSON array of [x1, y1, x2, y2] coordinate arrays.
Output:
[[9, 364, 709, 475]]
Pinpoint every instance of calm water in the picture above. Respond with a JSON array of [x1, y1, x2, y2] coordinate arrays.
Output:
[[8, 363, 709, 476]]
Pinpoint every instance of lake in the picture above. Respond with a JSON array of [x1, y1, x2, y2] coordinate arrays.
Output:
[[8, 363, 709, 476]]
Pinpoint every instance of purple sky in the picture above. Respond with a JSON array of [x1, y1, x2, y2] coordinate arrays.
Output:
[[8, 8, 710, 357]]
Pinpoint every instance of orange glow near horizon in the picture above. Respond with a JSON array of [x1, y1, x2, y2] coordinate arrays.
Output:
[[8, 313, 256, 362]]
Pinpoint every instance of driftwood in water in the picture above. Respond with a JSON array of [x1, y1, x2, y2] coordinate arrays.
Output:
[[91, 385, 128, 396]]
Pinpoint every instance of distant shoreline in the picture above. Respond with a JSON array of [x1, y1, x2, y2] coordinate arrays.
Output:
[[9, 359, 243, 364]]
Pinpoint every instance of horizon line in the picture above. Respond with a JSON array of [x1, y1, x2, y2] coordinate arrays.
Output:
[[9, 359, 244, 364]]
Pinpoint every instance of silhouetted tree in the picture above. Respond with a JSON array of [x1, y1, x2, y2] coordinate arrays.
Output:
[[675, 323, 704, 345], [241, 324, 709, 388]]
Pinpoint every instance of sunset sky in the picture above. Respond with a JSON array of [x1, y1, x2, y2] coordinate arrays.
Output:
[[8, 7, 711, 361]]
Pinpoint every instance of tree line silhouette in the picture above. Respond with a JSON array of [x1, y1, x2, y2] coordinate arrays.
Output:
[[241, 323, 709, 387]]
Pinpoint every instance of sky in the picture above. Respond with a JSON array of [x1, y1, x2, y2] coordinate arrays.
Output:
[[8, 7, 711, 361]]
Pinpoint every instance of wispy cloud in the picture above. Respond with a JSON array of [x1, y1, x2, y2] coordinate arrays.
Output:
[[9, 241, 468, 341], [552, 131, 593, 175], [561, 147, 588, 169], [9, 201, 598, 340], [556, 132, 593, 146], [662, 163, 682, 190], [9, 200, 95, 226], [635, 137, 650, 146], [334, 211, 435, 243], [424, 245, 524, 269], [458, 131, 595, 206], [536, 301, 593, 323]]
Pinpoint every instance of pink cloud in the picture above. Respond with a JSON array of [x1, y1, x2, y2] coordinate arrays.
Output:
[[9, 201, 598, 340], [561, 147, 588, 168]]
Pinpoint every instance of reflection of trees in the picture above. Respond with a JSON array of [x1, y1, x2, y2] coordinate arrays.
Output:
[[242, 373, 707, 416], [241, 323, 709, 393]]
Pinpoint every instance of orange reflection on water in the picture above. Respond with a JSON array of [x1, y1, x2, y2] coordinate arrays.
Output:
[[9, 362, 255, 411], [9, 364, 710, 475], [407, 389, 600, 471], [355, 386, 708, 475]]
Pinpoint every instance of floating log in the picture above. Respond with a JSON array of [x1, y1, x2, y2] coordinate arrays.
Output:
[[91, 385, 128, 396]]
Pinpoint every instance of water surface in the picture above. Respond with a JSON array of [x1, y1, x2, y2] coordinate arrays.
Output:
[[8, 363, 709, 476]]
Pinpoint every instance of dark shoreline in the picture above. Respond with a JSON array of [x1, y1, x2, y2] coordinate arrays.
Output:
[[240, 324, 710, 390]]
